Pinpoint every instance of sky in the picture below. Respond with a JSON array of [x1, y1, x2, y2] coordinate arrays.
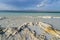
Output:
[[0, 0, 60, 11]]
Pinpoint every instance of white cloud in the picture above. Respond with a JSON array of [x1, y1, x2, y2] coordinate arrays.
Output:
[[36, 0, 58, 7], [0, 3, 19, 10], [37, 0, 47, 7]]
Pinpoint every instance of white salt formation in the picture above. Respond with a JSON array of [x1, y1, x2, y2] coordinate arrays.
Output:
[[0, 20, 60, 40], [38, 22, 60, 38]]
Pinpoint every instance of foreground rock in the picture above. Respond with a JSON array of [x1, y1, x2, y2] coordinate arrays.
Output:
[[0, 22, 60, 40], [38, 22, 60, 38]]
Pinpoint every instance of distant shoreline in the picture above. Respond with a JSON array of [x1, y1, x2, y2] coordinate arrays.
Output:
[[0, 10, 60, 13]]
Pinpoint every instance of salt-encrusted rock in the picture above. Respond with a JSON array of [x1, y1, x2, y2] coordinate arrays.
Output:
[[27, 22, 34, 26], [38, 22, 60, 38], [36, 34, 46, 40], [50, 37, 59, 40], [3, 27, 17, 38], [0, 17, 6, 20], [0, 22, 60, 40], [21, 28, 39, 40], [17, 23, 28, 30]]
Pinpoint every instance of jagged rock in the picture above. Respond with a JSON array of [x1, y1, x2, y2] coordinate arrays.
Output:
[[0, 22, 60, 40], [38, 22, 60, 38], [20, 28, 39, 40], [27, 22, 34, 26], [3, 27, 18, 38], [50, 37, 59, 40], [36, 34, 46, 40], [0, 17, 6, 20]]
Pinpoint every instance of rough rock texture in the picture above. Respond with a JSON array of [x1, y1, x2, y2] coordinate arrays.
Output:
[[0, 17, 60, 40], [0, 22, 60, 40], [0, 27, 46, 40]]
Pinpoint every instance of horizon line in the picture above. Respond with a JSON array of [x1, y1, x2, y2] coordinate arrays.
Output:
[[0, 10, 60, 13]]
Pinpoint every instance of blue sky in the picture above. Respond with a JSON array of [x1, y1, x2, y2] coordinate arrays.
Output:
[[0, 0, 60, 11]]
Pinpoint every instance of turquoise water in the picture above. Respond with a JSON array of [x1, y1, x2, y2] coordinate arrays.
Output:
[[0, 12, 60, 16]]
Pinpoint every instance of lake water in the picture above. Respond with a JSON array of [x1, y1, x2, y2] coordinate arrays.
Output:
[[0, 12, 60, 16]]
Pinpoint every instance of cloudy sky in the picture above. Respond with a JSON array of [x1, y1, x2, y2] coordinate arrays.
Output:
[[0, 0, 60, 11]]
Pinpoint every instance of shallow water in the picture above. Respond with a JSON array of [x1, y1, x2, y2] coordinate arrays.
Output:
[[0, 12, 60, 16]]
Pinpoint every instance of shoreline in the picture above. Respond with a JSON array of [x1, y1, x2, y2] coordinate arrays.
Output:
[[0, 16, 60, 40]]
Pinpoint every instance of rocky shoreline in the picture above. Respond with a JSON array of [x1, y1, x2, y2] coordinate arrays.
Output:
[[0, 16, 60, 40], [0, 22, 60, 40]]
